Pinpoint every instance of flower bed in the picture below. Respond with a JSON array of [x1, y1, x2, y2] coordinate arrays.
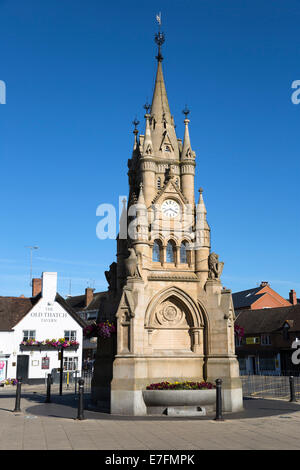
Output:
[[0, 378, 18, 386], [143, 380, 216, 414], [146, 381, 215, 390], [20, 338, 79, 350], [83, 321, 115, 339]]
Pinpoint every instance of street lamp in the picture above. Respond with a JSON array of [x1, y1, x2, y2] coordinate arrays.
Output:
[[25, 246, 39, 286]]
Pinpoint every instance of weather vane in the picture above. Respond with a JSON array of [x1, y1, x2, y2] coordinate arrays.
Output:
[[155, 12, 165, 61]]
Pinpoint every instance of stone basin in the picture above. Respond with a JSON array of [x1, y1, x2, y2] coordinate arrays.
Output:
[[142, 389, 216, 415]]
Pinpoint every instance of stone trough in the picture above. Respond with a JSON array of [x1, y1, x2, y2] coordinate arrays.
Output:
[[142, 389, 216, 416]]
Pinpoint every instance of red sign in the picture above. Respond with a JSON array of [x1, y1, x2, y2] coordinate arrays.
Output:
[[42, 357, 50, 369]]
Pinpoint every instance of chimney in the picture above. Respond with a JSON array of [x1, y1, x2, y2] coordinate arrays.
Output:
[[32, 278, 42, 297], [260, 281, 269, 287], [85, 287, 94, 307], [289, 289, 297, 305], [41, 272, 57, 301]]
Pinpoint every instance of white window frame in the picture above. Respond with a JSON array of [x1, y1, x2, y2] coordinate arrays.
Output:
[[64, 330, 77, 341], [23, 330, 36, 341], [63, 356, 78, 371]]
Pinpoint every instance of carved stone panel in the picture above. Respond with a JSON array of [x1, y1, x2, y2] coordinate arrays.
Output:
[[148, 297, 193, 351], [153, 299, 188, 329]]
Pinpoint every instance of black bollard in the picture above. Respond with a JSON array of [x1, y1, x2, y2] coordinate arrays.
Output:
[[74, 370, 78, 395], [214, 378, 224, 421], [289, 376, 297, 402], [13, 377, 22, 412], [76, 378, 85, 420], [45, 373, 52, 403]]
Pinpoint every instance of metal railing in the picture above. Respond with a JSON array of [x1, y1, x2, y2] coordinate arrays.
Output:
[[241, 374, 300, 400]]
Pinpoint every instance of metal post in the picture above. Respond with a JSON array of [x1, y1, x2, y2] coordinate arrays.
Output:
[[45, 373, 51, 403], [13, 377, 22, 412], [74, 370, 78, 395], [214, 378, 224, 421], [289, 376, 297, 402], [59, 347, 64, 396], [77, 378, 85, 420]]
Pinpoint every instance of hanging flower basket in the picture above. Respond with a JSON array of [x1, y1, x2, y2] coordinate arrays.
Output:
[[234, 324, 244, 339], [83, 321, 116, 339], [20, 338, 79, 351]]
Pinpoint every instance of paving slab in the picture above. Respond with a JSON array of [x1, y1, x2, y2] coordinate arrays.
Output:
[[2, 387, 300, 450]]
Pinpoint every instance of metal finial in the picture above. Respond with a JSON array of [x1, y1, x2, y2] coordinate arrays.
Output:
[[182, 105, 190, 118], [143, 102, 151, 114], [155, 31, 165, 47], [133, 118, 140, 130], [155, 31, 165, 62]]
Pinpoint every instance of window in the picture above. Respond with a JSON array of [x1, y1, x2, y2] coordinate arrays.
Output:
[[63, 357, 78, 371], [261, 335, 271, 346], [166, 241, 175, 263], [64, 330, 77, 341], [259, 357, 275, 371], [23, 330, 36, 341], [238, 358, 246, 371], [157, 177, 161, 189], [152, 240, 161, 262], [180, 242, 187, 263]]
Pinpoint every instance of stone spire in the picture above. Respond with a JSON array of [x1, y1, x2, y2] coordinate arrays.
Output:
[[149, 33, 179, 159], [196, 188, 210, 248], [181, 110, 193, 160], [134, 183, 148, 241], [180, 106, 195, 203], [143, 112, 154, 156]]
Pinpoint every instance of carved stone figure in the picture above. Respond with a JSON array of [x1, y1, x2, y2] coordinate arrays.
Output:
[[124, 248, 141, 278], [105, 262, 117, 291], [208, 252, 224, 280]]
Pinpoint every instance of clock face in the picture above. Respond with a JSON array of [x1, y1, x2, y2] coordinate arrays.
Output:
[[161, 199, 180, 218]]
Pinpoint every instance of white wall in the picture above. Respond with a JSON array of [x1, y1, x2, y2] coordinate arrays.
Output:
[[0, 296, 83, 381]]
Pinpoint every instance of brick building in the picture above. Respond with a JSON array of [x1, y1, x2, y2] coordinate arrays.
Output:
[[235, 303, 300, 375], [233, 282, 293, 317]]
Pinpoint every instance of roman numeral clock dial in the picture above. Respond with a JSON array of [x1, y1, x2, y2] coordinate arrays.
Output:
[[161, 199, 180, 218]]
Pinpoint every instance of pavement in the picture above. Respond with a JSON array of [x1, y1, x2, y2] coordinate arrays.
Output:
[[1, 385, 300, 450]]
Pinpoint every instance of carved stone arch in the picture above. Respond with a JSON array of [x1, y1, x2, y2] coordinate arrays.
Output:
[[145, 287, 204, 329], [145, 287, 205, 353], [197, 299, 210, 358], [167, 234, 180, 247]]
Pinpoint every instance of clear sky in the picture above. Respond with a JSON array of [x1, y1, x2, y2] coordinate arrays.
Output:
[[0, 0, 300, 299]]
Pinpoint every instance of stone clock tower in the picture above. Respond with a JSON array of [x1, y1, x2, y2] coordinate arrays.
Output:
[[92, 32, 243, 415]]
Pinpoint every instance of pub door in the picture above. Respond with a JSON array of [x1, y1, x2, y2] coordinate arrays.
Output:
[[16, 355, 29, 382]]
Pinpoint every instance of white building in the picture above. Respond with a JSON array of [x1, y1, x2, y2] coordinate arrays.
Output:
[[0, 272, 85, 384]]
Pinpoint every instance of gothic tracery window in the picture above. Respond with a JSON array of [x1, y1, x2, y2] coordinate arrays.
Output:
[[166, 240, 175, 263], [152, 240, 161, 262], [180, 241, 187, 263]]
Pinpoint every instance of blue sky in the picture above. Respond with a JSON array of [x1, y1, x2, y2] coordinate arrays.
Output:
[[0, 0, 300, 298]]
